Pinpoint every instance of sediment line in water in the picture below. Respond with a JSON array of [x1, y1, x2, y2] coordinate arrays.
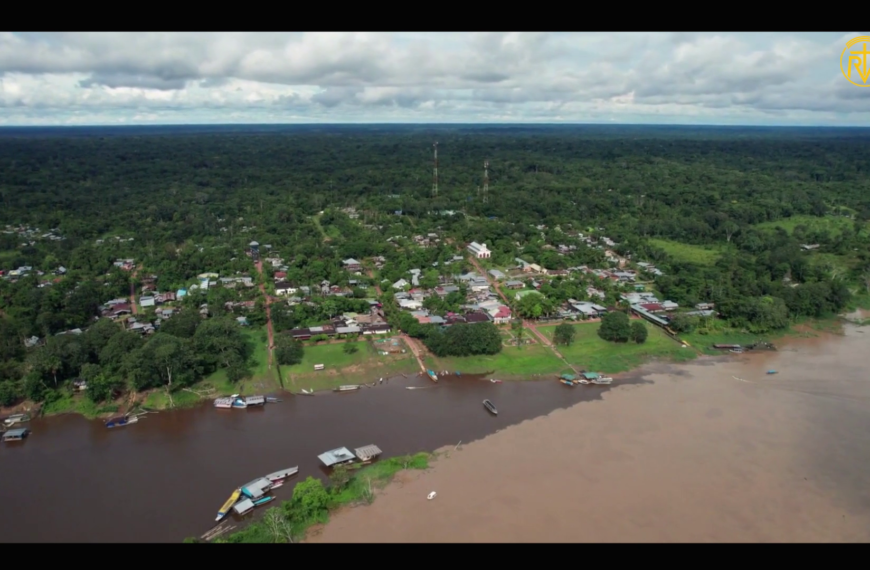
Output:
[[310, 325, 870, 543]]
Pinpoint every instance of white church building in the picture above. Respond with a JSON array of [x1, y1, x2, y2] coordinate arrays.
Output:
[[467, 241, 491, 259]]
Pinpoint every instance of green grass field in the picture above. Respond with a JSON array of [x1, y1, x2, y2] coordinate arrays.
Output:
[[538, 322, 696, 373], [754, 214, 867, 237], [423, 342, 567, 378], [647, 238, 724, 266], [279, 338, 419, 392]]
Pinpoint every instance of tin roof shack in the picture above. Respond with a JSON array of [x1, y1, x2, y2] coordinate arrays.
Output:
[[240, 477, 272, 499], [233, 498, 255, 516], [3, 428, 30, 442], [318, 447, 357, 467], [354, 444, 383, 463]]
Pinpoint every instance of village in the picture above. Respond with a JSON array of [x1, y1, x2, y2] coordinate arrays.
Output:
[[2, 215, 715, 370], [0, 204, 743, 426]]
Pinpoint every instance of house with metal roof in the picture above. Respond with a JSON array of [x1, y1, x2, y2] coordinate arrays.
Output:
[[318, 447, 357, 467], [3, 428, 29, 442]]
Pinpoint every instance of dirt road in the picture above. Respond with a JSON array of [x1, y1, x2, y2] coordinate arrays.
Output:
[[129, 267, 139, 315], [255, 260, 275, 367], [466, 255, 572, 368]]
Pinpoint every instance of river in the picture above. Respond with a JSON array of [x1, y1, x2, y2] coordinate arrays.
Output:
[[0, 372, 632, 542], [311, 324, 870, 542]]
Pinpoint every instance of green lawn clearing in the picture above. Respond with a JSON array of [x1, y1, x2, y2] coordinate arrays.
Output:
[[423, 342, 566, 378], [279, 338, 418, 392], [538, 321, 696, 373], [647, 238, 724, 266]]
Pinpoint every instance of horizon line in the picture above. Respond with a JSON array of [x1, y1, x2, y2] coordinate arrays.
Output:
[[1, 122, 869, 129]]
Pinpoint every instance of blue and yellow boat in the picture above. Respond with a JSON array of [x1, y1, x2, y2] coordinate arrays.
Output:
[[216, 488, 241, 522]]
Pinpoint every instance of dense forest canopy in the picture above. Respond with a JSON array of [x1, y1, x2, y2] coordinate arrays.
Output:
[[1, 124, 868, 407]]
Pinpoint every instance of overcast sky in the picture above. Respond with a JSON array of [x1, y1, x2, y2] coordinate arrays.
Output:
[[0, 32, 868, 126]]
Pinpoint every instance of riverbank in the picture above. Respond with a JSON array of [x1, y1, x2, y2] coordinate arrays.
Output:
[[2, 315, 855, 421], [310, 322, 870, 542]]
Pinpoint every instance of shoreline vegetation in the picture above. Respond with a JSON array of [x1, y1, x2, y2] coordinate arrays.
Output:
[[186, 452, 433, 543], [8, 306, 866, 421]]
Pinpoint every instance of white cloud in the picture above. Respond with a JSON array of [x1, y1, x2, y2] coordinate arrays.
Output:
[[0, 32, 867, 125]]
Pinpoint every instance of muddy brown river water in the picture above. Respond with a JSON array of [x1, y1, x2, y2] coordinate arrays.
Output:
[[311, 325, 870, 542], [0, 372, 627, 542]]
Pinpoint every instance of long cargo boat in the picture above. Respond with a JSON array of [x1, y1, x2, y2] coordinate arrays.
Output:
[[216, 488, 241, 522]]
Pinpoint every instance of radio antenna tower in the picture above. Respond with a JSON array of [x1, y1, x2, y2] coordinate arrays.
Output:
[[482, 160, 489, 203], [432, 142, 439, 198]]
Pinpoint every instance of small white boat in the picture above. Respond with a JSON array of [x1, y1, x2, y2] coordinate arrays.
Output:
[[483, 399, 498, 415], [334, 385, 361, 392], [214, 397, 233, 409], [591, 377, 613, 385], [265, 466, 298, 482]]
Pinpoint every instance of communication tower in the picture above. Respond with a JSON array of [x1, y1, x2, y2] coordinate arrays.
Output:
[[482, 160, 489, 203], [432, 142, 439, 198]]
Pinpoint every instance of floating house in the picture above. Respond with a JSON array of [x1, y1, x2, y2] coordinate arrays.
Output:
[[318, 447, 357, 467], [3, 428, 29, 442], [233, 498, 255, 516], [354, 444, 382, 463], [240, 477, 272, 500]]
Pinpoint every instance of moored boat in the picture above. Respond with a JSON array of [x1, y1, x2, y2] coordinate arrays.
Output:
[[216, 488, 241, 522], [334, 385, 361, 392], [266, 396, 281, 403], [560, 379, 574, 386], [265, 466, 299, 482], [3, 413, 30, 426], [427, 369, 438, 382], [253, 496, 274, 507], [244, 395, 266, 406], [483, 399, 498, 415], [490, 378, 502, 383], [214, 397, 233, 409], [591, 376, 613, 385], [231, 396, 247, 408], [106, 414, 138, 428]]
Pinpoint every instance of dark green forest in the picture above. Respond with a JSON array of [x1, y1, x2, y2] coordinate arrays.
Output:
[[1, 125, 868, 408]]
